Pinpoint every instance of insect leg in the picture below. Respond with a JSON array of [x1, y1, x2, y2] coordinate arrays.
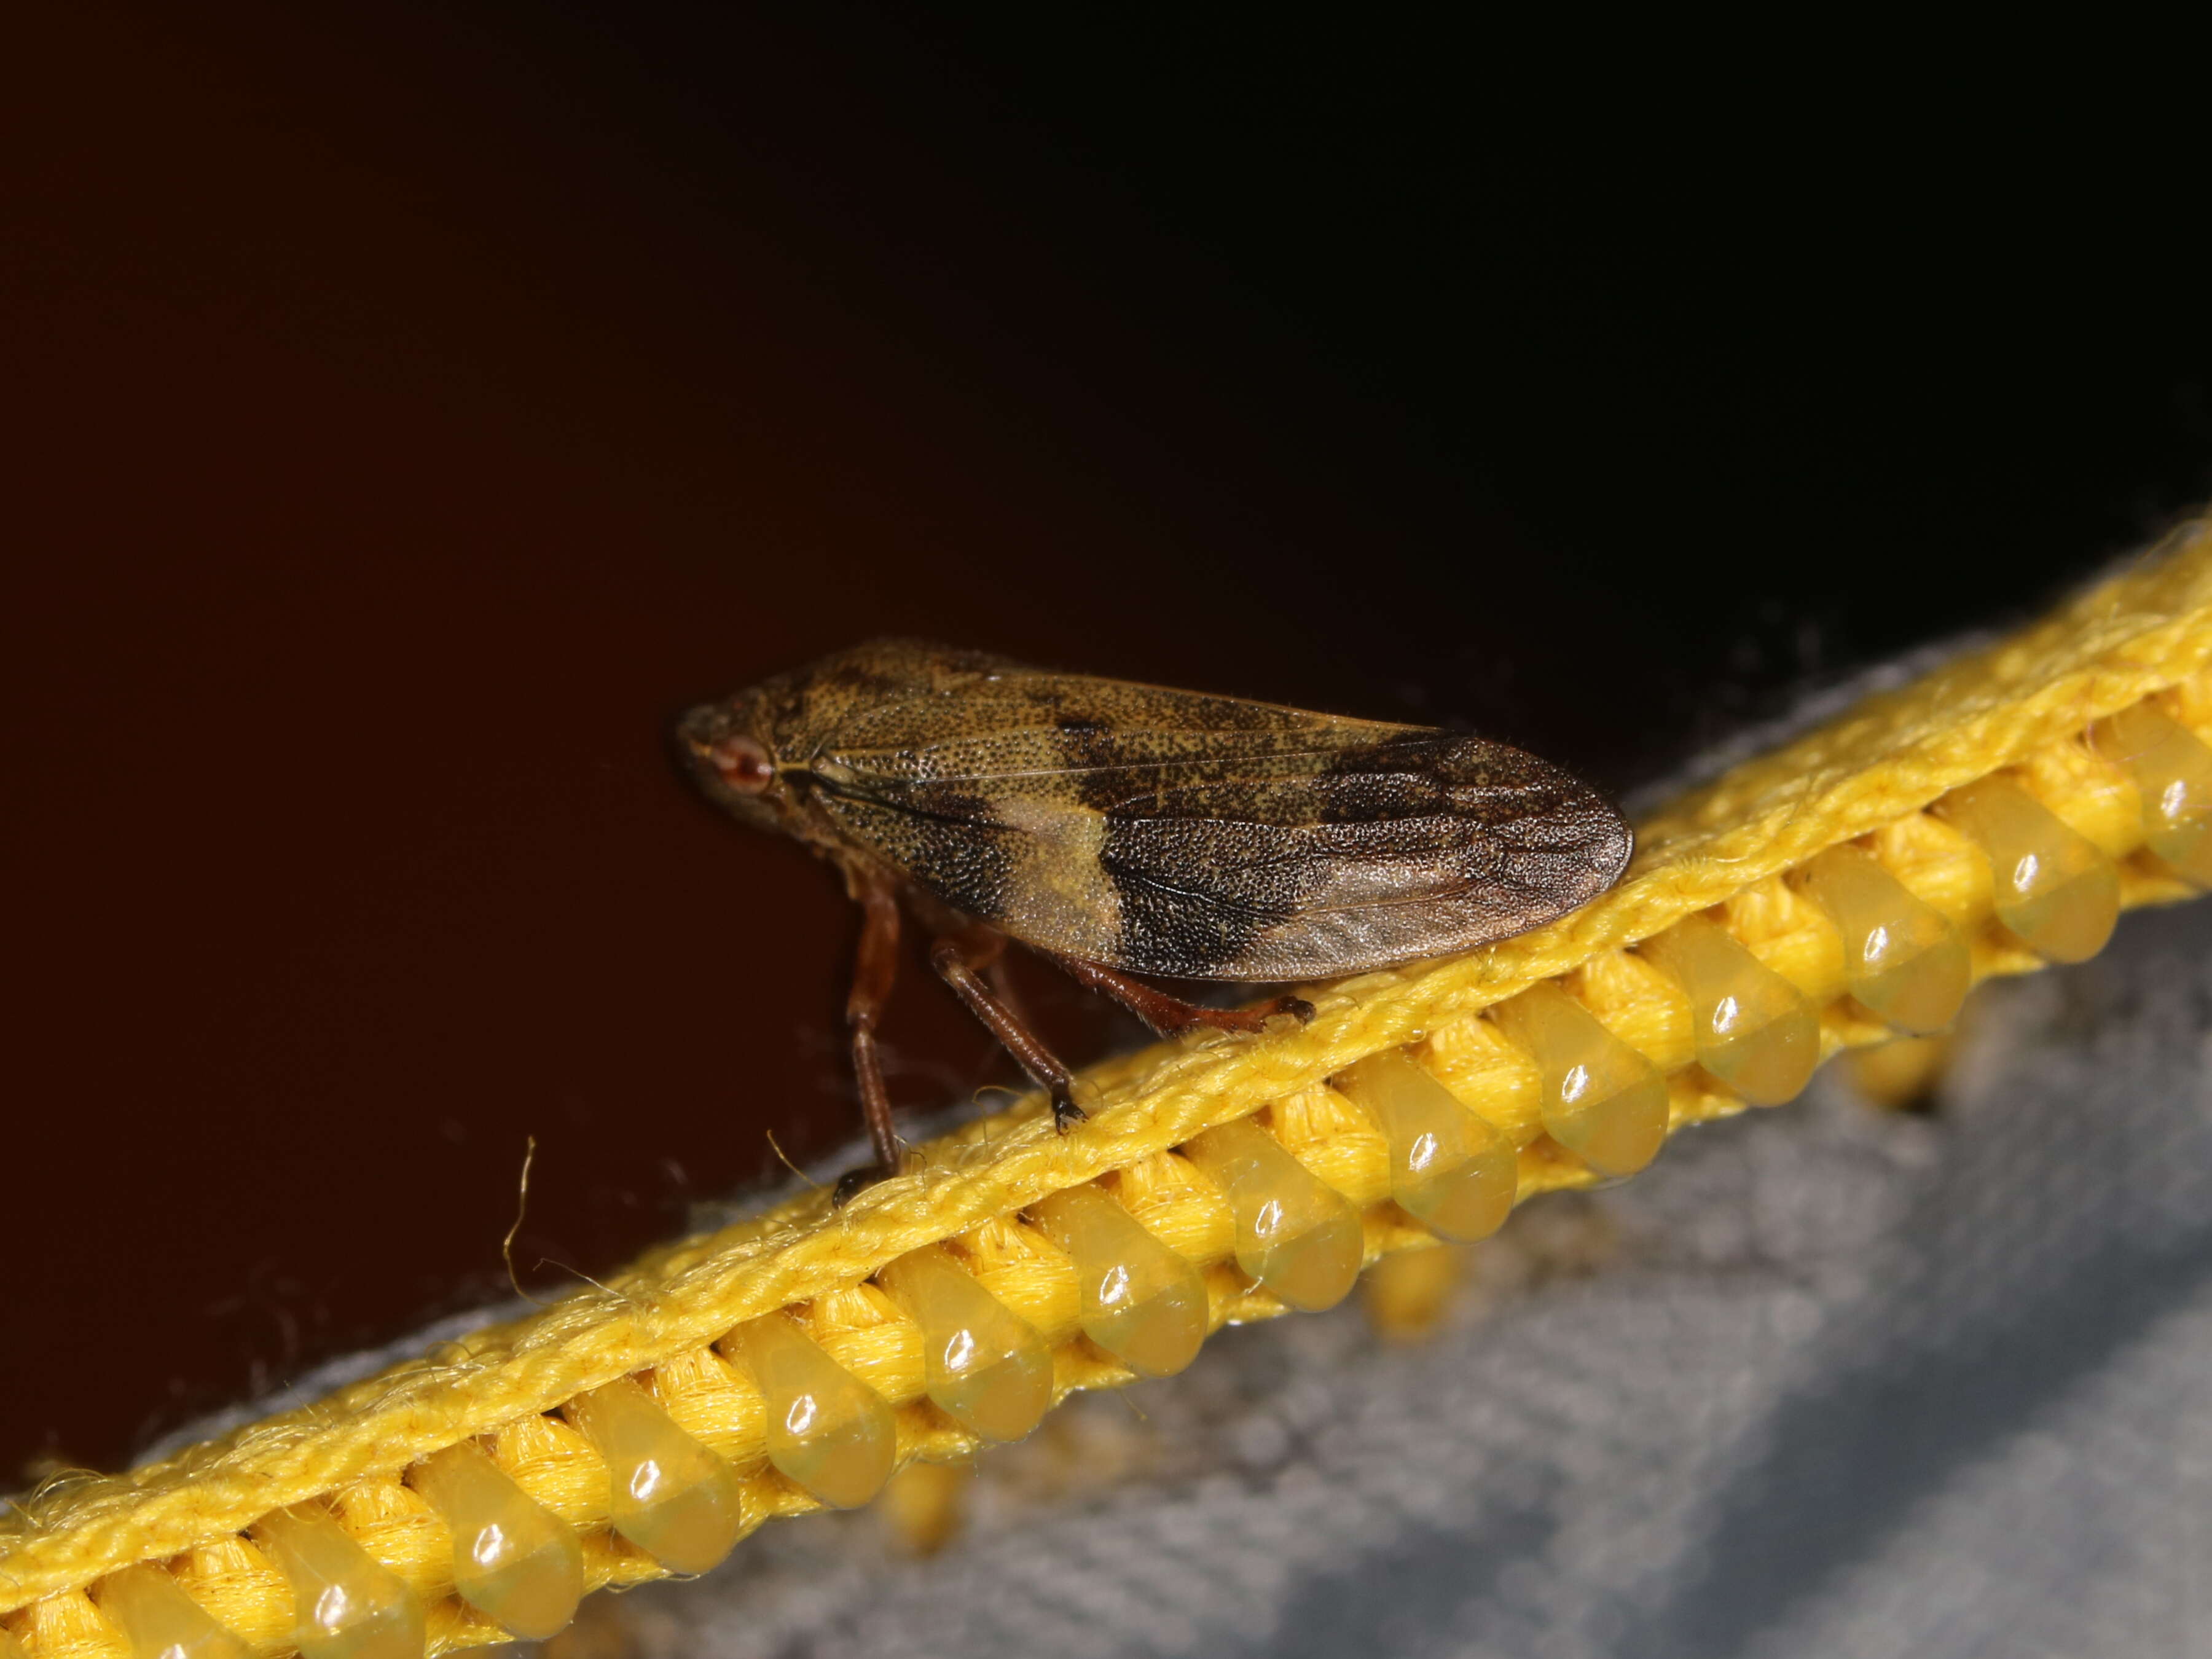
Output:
[[983, 954, 1032, 1033], [843, 877, 905, 1193], [928, 926, 1089, 1133], [1043, 952, 1316, 1037]]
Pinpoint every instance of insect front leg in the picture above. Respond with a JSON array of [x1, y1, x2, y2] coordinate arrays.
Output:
[[839, 876, 905, 1199], [928, 924, 1089, 1134], [1044, 952, 1316, 1037]]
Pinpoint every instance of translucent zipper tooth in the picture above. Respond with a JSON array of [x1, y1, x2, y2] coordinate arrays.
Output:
[[1182, 1116, 1363, 1312], [1937, 775, 2120, 962], [1638, 913, 1822, 1106], [2092, 698, 2212, 883], [407, 1442, 582, 1641], [1795, 842, 1972, 1033], [1488, 981, 1670, 1176], [727, 1313, 896, 1510], [251, 1506, 425, 1659], [1027, 1184, 1208, 1378], [1335, 1050, 1518, 1237], [94, 1564, 251, 1659], [876, 1246, 1053, 1444], [560, 1378, 744, 1575]]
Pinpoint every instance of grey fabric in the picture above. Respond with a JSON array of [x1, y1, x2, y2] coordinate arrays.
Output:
[[567, 898, 2212, 1659]]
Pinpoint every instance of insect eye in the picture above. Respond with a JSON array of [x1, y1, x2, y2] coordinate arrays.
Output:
[[708, 735, 775, 793]]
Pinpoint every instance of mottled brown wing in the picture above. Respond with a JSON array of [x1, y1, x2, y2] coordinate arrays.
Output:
[[798, 664, 1631, 980]]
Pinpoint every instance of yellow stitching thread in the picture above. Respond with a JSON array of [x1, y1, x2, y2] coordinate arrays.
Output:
[[6, 521, 2212, 1659]]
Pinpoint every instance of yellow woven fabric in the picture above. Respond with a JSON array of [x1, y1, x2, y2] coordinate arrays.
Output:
[[7, 521, 2212, 1657]]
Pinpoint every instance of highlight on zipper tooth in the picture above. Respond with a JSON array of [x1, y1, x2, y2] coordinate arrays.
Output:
[[728, 1312, 898, 1510], [1637, 911, 1821, 1105], [1180, 1116, 1363, 1311], [2093, 698, 2212, 884], [876, 1245, 1053, 1443], [560, 1378, 744, 1575], [1936, 774, 2120, 962], [1488, 979, 1669, 1176], [406, 1441, 582, 1641], [1795, 842, 1972, 1033], [1335, 1048, 1518, 1237], [1027, 1182, 1209, 1376], [250, 1505, 426, 1659], [94, 1563, 253, 1659]]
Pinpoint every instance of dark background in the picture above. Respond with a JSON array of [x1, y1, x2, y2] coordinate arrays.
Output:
[[5, 5, 2206, 1479]]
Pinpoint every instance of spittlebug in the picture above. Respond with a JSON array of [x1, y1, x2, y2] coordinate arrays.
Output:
[[679, 641, 1631, 1194]]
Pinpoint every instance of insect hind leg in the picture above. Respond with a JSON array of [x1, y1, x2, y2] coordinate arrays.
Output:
[[1045, 952, 1316, 1037], [929, 926, 1089, 1132]]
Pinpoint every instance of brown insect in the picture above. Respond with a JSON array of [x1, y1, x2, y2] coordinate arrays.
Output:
[[679, 640, 1630, 1195]]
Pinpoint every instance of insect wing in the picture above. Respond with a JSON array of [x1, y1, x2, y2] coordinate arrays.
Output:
[[804, 668, 1629, 979]]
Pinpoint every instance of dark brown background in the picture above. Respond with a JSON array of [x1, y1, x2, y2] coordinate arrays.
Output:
[[6, 6, 2206, 1477]]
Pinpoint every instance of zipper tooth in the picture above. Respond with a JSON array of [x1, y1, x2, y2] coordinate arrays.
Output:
[[9, 527, 2212, 1658]]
